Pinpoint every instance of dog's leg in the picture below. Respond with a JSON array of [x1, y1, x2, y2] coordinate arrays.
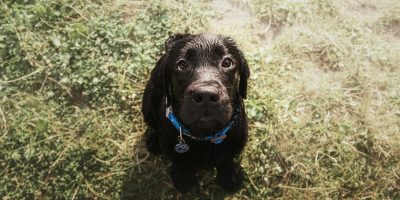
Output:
[[145, 128, 161, 154], [169, 163, 197, 193], [216, 159, 244, 193]]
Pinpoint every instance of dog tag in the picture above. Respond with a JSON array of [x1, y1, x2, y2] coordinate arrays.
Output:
[[175, 143, 189, 153]]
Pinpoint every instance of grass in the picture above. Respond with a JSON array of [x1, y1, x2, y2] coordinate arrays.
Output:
[[1, 0, 399, 199]]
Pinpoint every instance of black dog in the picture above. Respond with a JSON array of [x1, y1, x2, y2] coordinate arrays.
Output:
[[142, 33, 249, 193]]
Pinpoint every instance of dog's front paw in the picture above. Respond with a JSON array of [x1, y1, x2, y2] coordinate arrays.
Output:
[[169, 165, 197, 193], [217, 163, 244, 193], [145, 128, 161, 154]]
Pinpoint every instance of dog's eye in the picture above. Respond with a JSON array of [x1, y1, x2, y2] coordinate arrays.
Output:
[[177, 60, 188, 71], [222, 58, 233, 68]]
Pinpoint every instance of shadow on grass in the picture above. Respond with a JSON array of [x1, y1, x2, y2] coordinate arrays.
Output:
[[120, 136, 228, 200]]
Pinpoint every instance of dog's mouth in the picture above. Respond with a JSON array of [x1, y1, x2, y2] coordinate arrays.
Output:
[[178, 104, 233, 130], [178, 109, 233, 137], [191, 116, 218, 129]]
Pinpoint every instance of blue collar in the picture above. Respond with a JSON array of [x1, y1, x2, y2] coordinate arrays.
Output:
[[166, 106, 239, 144]]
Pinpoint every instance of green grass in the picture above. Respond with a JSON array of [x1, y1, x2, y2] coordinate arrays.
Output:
[[1, 0, 400, 199]]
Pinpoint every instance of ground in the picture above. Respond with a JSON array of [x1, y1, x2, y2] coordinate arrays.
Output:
[[0, 0, 399, 199]]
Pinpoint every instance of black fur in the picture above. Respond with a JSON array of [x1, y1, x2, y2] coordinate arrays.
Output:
[[142, 33, 249, 193]]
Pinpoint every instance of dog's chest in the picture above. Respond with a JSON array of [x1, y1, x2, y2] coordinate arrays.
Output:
[[177, 141, 228, 168]]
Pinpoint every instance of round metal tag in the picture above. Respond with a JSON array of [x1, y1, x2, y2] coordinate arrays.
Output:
[[174, 143, 189, 153]]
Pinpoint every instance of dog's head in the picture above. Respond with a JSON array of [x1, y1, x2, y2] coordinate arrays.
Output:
[[152, 33, 249, 135]]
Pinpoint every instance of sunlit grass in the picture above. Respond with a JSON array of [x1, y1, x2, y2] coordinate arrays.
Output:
[[1, 0, 399, 199]]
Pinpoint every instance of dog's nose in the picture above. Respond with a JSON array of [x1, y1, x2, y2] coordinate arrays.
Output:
[[191, 87, 220, 105]]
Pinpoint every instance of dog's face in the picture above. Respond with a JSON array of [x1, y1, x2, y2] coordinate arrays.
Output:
[[154, 34, 249, 135]]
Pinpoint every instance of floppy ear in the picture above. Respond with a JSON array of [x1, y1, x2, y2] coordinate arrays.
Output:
[[223, 36, 250, 99], [150, 33, 192, 106], [238, 52, 250, 99], [150, 53, 171, 104]]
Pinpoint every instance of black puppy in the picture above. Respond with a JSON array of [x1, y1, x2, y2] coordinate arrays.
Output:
[[142, 33, 249, 193]]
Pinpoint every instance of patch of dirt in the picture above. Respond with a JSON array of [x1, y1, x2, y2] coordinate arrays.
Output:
[[382, 18, 400, 37], [210, 0, 252, 32], [298, 65, 344, 97], [210, 0, 282, 46], [339, 1, 381, 25], [358, 3, 378, 14]]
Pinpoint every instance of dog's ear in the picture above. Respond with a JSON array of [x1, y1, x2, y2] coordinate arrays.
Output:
[[238, 52, 250, 99], [150, 33, 192, 105], [223, 36, 250, 99]]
